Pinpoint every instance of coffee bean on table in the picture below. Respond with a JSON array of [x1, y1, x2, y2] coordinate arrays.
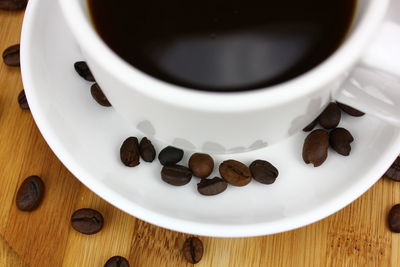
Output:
[[2, 44, 20, 66], [182, 237, 203, 264], [74, 61, 95, 82], [219, 160, 252, 187], [318, 102, 341, 129], [388, 204, 400, 233], [91, 83, 111, 107], [189, 153, 214, 178], [104, 256, 130, 267], [197, 177, 227, 196], [120, 137, 140, 167], [302, 129, 329, 167], [329, 127, 354, 156], [18, 90, 29, 110], [139, 137, 156, 162], [158, 146, 183, 166], [303, 118, 318, 132], [71, 208, 104, 235], [16, 176, 45, 211], [337, 102, 365, 117], [161, 165, 192, 186], [0, 0, 27, 10], [249, 160, 279, 185], [384, 158, 400, 182]]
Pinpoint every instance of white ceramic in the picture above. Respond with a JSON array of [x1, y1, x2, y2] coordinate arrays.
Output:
[[56, 0, 400, 153], [20, 0, 400, 237]]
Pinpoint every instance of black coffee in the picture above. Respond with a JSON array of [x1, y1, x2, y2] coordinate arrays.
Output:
[[88, 0, 356, 92]]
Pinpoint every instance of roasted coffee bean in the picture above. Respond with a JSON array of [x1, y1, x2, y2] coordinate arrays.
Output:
[[161, 165, 192, 186], [219, 160, 252, 187], [18, 90, 29, 110], [318, 102, 341, 129], [329, 128, 354, 156], [158, 146, 183, 166], [388, 204, 400, 233], [2, 44, 20, 66], [71, 208, 104, 235], [303, 118, 318, 132], [384, 158, 400, 182], [197, 177, 227, 196], [337, 102, 365, 117], [16, 176, 45, 211], [182, 237, 203, 264], [0, 0, 27, 10], [249, 160, 279, 185], [303, 129, 329, 167], [74, 61, 95, 82], [104, 256, 130, 267], [120, 137, 140, 167], [91, 83, 111, 107], [139, 137, 156, 162], [189, 153, 214, 178]]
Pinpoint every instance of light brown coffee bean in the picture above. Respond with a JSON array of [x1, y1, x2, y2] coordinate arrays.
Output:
[[219, 160, 252, 186], [303, 129, 329, 167]]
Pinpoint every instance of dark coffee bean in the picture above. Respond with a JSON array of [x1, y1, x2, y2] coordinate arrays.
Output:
[[189, 153, 214, 178], [337, 102, 365, 117], [303, 118, 318, 132], [158, 146, 183, 166], [2, 44, 20, 66], [219, 160, 252, 187], [388, 204, 400, 233], [18, 90, 29, 110], [71, 208, 104, 235], [91, 83, 111, 107], [120, 137, 140, 167], [302, 129, 329, 167], [329, 127, 354, 156], [104, 256, 130, 267], [197, 177, 227, 196], [318, 102, 341, 129], [0, 0, 27, 10], [182, 237, 203, 264], [249, 160, 279, 185], [139, 137, 156, 162], [16, 176, 45, 211], [384, 158, 400, 182], [161, 165, 192, 186], [74, 61, 95, 82]]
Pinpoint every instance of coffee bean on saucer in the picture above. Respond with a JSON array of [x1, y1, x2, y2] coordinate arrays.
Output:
[[0, 0, 27, 10], [2, 44, 20, 66], [71, 208, 104, 235], [18, 90, 29, 110], [104, 256, 130, 267], [158, 146, 183, 166], [139, 137, 156, 162], [161, 165, 192, 186], [74, 61, 95, 82], [388, 204, 400, 233], [189, 153, 214, 178], [16, 176, 45, 211], [384, 158, 400, 182], [219, 160, 252, 187], [303, 129, 329, 167], [329, 127, 354, 156], [120, 137, 140, 167], [303, 118, 318, 132], [318, 102, 341, 129], [182, 237, 203, 264], [337, 102, 365, 117], [197, 177, 227, 196], [249, 160, 279, 185], [91, 83, 111, 107]]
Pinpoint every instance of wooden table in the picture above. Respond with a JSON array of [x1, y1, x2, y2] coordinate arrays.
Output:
[[1, 9, 400, 267]]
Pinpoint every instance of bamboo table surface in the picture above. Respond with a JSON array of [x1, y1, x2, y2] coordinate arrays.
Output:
[[1, 8, 400, 267]]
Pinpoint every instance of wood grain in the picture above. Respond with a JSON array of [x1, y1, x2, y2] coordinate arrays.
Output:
[[1, 9, 400, 267]]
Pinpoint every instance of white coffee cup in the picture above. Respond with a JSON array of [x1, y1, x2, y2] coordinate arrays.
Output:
[[59, 0, 400, 154]]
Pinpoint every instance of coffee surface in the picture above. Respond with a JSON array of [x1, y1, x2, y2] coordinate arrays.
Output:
[[88, 0, 356, 92]]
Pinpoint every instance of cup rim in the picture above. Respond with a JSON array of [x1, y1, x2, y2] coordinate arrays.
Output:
[[59, 0, 390, 112]]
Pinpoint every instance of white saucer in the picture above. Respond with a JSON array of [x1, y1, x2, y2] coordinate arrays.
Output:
[[20, 0, 400, 237]]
